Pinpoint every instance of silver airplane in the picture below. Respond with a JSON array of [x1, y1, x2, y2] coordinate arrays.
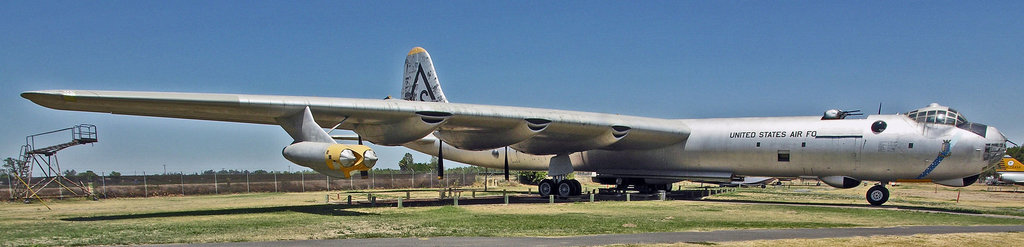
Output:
[[22, 47, 1008, 206]]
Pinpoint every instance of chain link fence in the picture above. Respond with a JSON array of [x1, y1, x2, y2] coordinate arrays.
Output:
[[1, 170, 481, 199]]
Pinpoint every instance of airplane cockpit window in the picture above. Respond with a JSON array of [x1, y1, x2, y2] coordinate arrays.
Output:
[[905, 103, 967, 126]]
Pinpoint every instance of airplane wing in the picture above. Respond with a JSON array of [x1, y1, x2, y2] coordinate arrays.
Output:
[[22, 90, 690, 155]]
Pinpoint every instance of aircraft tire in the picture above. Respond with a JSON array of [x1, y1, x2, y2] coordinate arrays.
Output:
[[866, 185, 889, 206], [557, 180, 573, 198], [539, 179, 554, 197], [568, 179, 582, 196]]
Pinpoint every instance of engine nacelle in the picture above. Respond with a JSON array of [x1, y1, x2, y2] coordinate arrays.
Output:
[[819, 176, 861, 189], [282, 142, 377, 179], [933, 174, 980, 187], [354, 111, 451, 146]]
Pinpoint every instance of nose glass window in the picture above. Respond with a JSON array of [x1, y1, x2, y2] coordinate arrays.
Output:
[[905, 107, 966, 126]]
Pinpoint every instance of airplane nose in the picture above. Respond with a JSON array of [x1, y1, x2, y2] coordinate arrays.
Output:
[[987, 126, 1007, 143], [982, 126, 1009, 165]]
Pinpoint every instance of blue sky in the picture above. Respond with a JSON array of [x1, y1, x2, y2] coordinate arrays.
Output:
[[2, 1, 1022, 175]]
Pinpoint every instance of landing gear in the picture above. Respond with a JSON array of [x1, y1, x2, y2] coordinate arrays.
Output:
[[866, 184, 889, 206], [538, 179, 554, 197], [557, 180, 573, 197], [539, 178, 582, 198], [568, 179, 582, 195]]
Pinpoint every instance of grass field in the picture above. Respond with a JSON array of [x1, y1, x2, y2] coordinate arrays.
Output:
[[605, 232, 1024, 247], [1, 182, 1023, 246], [709, 181, 1024, 216]]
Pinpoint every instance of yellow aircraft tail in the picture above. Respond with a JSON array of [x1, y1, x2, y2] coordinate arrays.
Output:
[[997, 156, 1024, 172]]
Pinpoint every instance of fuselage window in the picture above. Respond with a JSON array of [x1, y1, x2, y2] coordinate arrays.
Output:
[[778, 150, 790, 162]]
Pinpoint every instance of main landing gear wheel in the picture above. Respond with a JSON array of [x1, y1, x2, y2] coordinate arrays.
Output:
[[557, 180, 573, 197], [866, 185, 889, 206], [568, 179, 582, 196], [538, 179, 554, 197]]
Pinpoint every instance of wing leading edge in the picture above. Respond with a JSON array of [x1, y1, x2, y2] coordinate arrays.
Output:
[[22, 90, 690, 155]]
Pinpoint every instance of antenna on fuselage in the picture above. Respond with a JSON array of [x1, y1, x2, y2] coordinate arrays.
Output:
[[877, 103, 882, 115]]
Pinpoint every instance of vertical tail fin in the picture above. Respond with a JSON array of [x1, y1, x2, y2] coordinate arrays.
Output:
[[403, 47, 448, 103]]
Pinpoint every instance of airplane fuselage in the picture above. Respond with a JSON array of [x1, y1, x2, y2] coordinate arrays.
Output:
[[405, 114, 1003, 185]]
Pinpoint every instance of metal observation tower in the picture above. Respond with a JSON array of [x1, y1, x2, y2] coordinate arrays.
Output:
[[10, 124, 97, 201]]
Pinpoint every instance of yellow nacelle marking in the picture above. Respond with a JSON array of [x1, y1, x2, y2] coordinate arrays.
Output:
[[325, 144, 374, 179]]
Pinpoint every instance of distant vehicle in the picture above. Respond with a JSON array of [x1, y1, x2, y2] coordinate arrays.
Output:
[[22, 47, 1008, 206]]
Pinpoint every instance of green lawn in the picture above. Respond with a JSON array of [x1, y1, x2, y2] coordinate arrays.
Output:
[[2, 187, 1023, 246]]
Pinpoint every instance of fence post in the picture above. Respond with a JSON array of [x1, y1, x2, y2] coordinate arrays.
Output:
[[347, 194, 351, 205], [214, 172, 219, 194], [101, 173, 106, 198], [246, 171, 250, 193], [411, 170, 414, 188], [391, 172, 394, 189], [143, 172, 148, 197], [504, 190, 508, 205], [301, 172, 305, 192], [180, 172, 185, 196], [372, 170, 375, 189], [274, 173, 278, 192], [327, 176, 331, 191], [398, 197, 403, 208]]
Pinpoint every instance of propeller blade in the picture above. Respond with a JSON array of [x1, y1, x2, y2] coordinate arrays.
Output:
[[504, 146, 510, 181], [437, 141, 444, 180]]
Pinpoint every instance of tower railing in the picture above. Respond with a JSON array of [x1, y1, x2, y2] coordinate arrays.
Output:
[[11, 124, 98, 201]]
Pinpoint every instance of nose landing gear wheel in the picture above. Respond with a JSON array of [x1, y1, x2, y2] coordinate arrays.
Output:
[[538, 179, 554, 197], [866, 185, 889, 206]]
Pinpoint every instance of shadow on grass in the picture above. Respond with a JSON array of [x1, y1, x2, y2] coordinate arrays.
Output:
[[61, 204, 373, 221]]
